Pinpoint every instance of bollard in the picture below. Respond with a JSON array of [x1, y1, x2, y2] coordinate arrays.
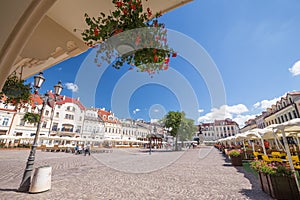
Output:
[[29, 166, 52, 193]]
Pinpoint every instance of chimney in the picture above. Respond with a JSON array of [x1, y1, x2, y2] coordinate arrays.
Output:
[[63, 95, 66, 100], [77, 97, 80, 101]]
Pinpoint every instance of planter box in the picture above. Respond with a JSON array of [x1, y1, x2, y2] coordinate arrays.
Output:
[[258, 172, 271, 195], [268, 175, 300, 200], [231, 156, 243, 166]]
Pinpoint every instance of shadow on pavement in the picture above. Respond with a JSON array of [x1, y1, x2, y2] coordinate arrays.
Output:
[[235, 164, 273, 200], [217, 150, 272, 200], [0, 188, 18, 192]]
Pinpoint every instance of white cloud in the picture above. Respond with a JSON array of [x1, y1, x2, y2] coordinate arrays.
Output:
[[253, 96, 282, 110], [232, 114, 256, 128], [133, 108, 140, 114], [197, 104, 249, 124], [253, 102, 260, 108], [65, 83, 79, 93], [225, 104, 248, 114], [198, 109, 204, 113], [289, 60, 300, 76]]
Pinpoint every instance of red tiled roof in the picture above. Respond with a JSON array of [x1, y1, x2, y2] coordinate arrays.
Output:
[[288, 91, 300, 96], [55, 96, 85, 110], [30, 94, 43, 108], [30, 92, 86, 110], [97, 109, 118, 123]]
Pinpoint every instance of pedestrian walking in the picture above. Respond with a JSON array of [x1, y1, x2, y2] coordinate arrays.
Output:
[[84, 145, 91, 156]]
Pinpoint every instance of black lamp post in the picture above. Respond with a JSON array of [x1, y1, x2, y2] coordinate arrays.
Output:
[[18, 72, 63, 192]]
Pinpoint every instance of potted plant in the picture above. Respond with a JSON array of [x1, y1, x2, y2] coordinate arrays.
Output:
[[81, 0, 176, 74], [228, 149, 243, 166], [0, 72, 31, 109], [250, 160, 300, 199]]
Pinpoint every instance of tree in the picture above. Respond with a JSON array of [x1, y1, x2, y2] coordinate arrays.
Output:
[[162, 111, 196, 151], [22, 112, 40, 125], [178, 117, 197, 142]]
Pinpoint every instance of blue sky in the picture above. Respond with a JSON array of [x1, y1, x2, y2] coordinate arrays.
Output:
[[27, 0, 300, 126]]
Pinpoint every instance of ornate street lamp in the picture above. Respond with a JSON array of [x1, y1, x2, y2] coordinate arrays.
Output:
[[18, 72, 63, 192]]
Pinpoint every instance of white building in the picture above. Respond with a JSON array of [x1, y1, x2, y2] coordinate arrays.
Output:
[[81, 108, 104, 140], [199, 119, 239, 141]]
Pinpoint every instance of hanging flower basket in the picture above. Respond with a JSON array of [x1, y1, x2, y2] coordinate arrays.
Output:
[[81, 0, 176, 74], [0, 72, 31, 107]]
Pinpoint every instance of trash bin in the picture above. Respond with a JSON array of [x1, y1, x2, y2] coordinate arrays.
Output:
[[29, 165, 52, 193]]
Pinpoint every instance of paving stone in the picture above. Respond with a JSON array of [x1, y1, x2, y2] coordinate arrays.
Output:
[[0, 147, 272, 200]]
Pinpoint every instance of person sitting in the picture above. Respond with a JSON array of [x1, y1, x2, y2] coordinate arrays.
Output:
[[264, 140, 270, 150]]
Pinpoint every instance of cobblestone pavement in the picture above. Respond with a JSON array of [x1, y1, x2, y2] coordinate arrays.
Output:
[[0, 147, 272, 200]]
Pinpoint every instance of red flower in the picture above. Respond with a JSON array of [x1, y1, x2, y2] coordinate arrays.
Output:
[[113, 29, 123, 35], [94, 28, 99, 36], [163, 64, 169, 70], [130, 4, 136, 10], [123, 8, 128, 15], [147, 8, 152, 17], [172, 52, 177, 57], [164, 57, 170, 64], [153, 55, 158, 62], [116, 1, 123, 7]]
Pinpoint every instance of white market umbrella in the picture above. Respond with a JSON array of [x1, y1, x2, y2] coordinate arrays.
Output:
[[272, 119, 300, 192]]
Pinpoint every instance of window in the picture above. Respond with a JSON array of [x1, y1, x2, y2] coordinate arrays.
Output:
[[284, 114, 288, 121], [288, 112, 293, 120], [278, 117, 281, 124], [45, 110, 49, 116], [19, 120, 25, 126], [57, 105, 61, 109], [65, 114, 74, 120], [293, 110, 298, 118], [55, 112, 59, 118], [275, 119, 278, 124], [42, 122, 47, 128], [80, 116, 82, 121], [281, 116, 284, 123], [2, 118, 9, 126], [16, 132, 22, 136], [76, 126, 81, 133], [52, 123, 58, 131]]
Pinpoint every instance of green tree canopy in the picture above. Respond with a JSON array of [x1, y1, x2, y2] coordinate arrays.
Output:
[[22, 112, 40, 124], [162, 111, 197, 150]]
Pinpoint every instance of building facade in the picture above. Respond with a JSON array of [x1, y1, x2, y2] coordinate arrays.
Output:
[[199, 119, 239, 141], [0, 93, 164, 142]]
